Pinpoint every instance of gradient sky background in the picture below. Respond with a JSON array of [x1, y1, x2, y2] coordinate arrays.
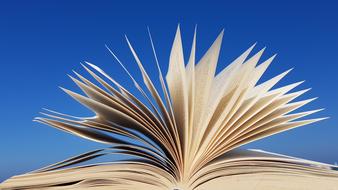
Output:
[[1, 0, 338, 182]]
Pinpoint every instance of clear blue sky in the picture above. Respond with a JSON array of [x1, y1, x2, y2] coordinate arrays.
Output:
[[0, 0, 337, 182]]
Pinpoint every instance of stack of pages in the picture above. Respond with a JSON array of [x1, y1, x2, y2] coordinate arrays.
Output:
[[2, 27, 338, 190]]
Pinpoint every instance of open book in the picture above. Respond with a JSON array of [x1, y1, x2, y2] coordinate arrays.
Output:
[[2, 26, 338, 190]]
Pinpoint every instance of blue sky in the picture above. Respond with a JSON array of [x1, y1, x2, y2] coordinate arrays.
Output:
[[0, 0, 338, 182]]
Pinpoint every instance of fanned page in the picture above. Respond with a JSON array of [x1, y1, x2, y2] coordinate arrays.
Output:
[[1, 26, 338, 190]]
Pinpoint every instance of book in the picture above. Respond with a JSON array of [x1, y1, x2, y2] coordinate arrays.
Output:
[[1, 26, 338, 190]]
